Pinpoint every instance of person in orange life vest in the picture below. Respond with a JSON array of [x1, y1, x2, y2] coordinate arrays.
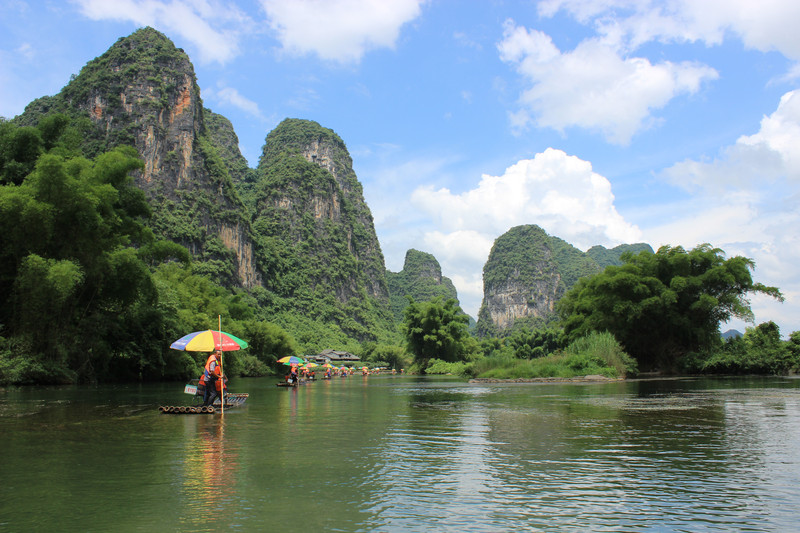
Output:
[[202, 351, 223, 406]]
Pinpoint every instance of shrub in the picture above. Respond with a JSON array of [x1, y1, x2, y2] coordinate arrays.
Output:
[[425, 358, 471, 376], [473, 331, 635, 379]]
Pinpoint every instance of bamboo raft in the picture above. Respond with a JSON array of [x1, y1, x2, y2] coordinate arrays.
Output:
[[158, 394, 249, 414], [159, 405, 216, 414], [159, 381, 249, 414]]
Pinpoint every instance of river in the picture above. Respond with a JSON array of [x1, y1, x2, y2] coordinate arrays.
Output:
[[2, 375, 799, 532]]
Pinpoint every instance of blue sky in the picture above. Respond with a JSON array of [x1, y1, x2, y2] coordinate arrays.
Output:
[[3, 0, 800, 334]]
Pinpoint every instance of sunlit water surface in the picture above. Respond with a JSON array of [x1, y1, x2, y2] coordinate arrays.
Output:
[[2, 376, 799, 531]]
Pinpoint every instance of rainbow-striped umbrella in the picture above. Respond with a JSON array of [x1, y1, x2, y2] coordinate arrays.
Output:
[[170, 330, 248, 352], [277, 355, 305, 365]]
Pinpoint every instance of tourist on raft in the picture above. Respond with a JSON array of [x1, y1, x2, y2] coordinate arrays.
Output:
[[202, 351, 224, 406]]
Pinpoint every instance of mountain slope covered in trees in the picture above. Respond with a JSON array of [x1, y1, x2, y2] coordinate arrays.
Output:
[[386, 249, 460, 324], [476, 224, 653, 336], [11, 28, 400, 358]]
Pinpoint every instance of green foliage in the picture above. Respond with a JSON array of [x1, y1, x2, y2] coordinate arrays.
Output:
[[686, 322, 800, 375], [508, 327, 563, 359], [362, 343, 411, 370], [241, 320, 299, 367], [403, 297, 471, 370], [475, 331, 634, 379], [586, 243, 654, 268], [479, 337, 513, 359], [561, 331, 638, 377], [424, 358, 471, 376], [559, 244, 784, 371], [0, 124, 167, 383], [386, 249, 459, 324]]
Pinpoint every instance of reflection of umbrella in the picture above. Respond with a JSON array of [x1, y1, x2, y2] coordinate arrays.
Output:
[[170, 330, 248, 351], [278, 356, 305, 365]]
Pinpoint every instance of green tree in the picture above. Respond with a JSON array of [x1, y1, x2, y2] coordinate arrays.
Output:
[[0, 120, 187, 383], [700, 322, 797, 375], [365, 343, 411, 370], [402, 297, 471, 370], [558, 244, 783, 371], [509, 327, 562, 359], [241, 320, 299, 366]]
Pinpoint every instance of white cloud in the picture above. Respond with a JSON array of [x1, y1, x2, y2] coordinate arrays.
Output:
[[497, 20, 718, 144], [664, 90, 800, 191], [73, 0, 251, 64], [409, 148, 642, 316], [539, 0, 800, 69], [645, 90, 800, 333], [207, 85, 265, 119], [260, 0, 425, 63], [15, 42, 34, 60]]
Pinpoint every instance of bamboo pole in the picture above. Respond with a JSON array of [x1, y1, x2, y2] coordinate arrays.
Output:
[[218, 314, 224, 416]]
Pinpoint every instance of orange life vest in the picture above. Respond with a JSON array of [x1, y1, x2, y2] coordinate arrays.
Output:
[[204, 354, 221, 382]]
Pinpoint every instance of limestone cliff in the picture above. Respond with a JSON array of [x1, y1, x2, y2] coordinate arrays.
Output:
[[476, 225, 654, 336], [386, 249, 460, 324], [475, 225, 591, 336], [248, 118, 394, 342], [16, 27, 260, 288]]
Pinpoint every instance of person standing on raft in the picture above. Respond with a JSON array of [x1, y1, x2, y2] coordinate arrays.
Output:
[[202, 351, 223, 406]]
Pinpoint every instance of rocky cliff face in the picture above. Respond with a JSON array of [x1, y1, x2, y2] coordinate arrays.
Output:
[[16, 27, 260, 288], [386, 249, 460, 323], [476, 225, 654, 336], [475, 225, 589, 336], [249, 118, 393, 341], [476, 226, 564, 336]]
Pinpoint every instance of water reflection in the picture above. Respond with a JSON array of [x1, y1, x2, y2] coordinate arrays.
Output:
[[3, 377, 800, 531], [179, 416, 239, 530]]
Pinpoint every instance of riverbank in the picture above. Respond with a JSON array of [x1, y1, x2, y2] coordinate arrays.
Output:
[[469, 374, 624, 384]]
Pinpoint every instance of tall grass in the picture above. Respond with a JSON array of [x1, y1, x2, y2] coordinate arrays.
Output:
[[562, 331, 638, 377], [474, 331, 637, 379]]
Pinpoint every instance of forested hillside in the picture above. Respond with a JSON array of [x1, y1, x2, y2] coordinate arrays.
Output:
[[15, 27, 260, 289], [386, 249, 460, 324], [476, 225, 653, 337], [239, 118, 397, 350], [1, 28, 400, 383]]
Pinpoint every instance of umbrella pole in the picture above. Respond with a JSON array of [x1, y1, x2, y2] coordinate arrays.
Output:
[[219, 315, 224, 416]]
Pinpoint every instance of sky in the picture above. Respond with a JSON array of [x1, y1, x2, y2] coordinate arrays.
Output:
[[2, 0, 800, 335]]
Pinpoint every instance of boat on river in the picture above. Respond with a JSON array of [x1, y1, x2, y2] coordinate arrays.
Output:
[[158, 380, 249, 414], [277, 378, 313, 387]]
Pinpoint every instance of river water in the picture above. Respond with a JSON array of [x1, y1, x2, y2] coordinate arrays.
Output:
[[2, 375, 799, 532]]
